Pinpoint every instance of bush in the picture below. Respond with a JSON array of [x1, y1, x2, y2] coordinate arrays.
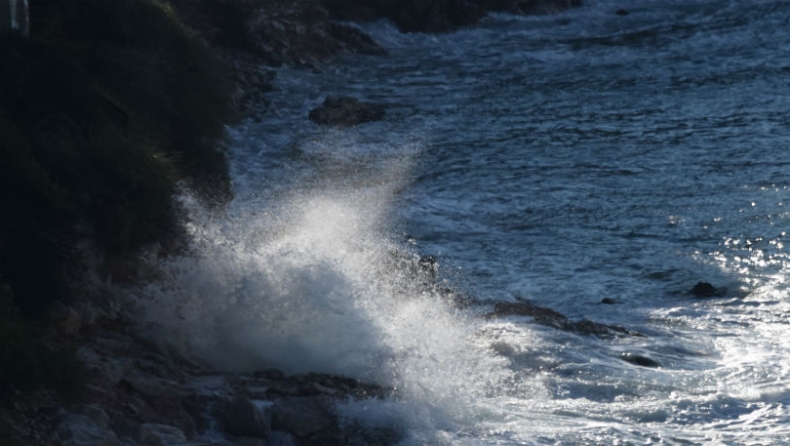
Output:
[[0, 0, 235, 317], [0, 314, 85, 394]]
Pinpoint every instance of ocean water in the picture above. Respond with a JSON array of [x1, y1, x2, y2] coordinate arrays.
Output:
[[145, 0, 790, 444]]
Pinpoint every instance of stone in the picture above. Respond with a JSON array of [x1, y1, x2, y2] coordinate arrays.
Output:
[[620, 353, 661, 368], [308, 96, 385, 126], [271, 396, 334, 439], [75, 405, 111, 429], [137, 423, 187, 446], [323, 0, 582, 33], [55, 412, 121, 446], [223, 398, 272, 439], [486, 301, 644, 338], [690, 281, 725, 298], [326, 23, 387, 56], [53, 305, 82, 336]]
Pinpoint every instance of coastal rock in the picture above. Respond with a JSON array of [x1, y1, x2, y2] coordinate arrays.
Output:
[[620, 353, 661, 368], [486, 301, 643, 338], [690, 281, 725, 298], [74, 405, 111, 429], [51, 303, 82, 336], [137, 423, 187, 446], [323, 0, 583, 33], [222, 398, 272, 439], [55, 412, 121, 446], [326, 22, 388, 56], [308, 96, 385, 126], [271, 396, 334, 439], [324, 0, 485, 33]]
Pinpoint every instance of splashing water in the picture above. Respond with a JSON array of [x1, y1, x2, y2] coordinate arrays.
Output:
[[140, 151, 516, 440]]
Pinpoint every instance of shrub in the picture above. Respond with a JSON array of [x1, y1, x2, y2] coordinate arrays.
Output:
[[0, 314, 85, 394], [0, 0, 235, 317]]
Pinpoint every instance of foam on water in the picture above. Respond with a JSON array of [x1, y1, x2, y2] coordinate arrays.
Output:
[[138, 147, 522, 440]]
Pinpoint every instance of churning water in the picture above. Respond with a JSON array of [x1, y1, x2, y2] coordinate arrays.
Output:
[[144, 0, 790, 444]]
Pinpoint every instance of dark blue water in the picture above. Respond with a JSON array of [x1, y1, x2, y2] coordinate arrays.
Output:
[[152, 0, 790, 444]]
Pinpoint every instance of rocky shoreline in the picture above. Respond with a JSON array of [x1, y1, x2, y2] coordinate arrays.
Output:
[[3, 1, 592, 445]]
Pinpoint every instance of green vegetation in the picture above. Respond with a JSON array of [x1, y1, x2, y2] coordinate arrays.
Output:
[[0, 0, 234, 316], [0, 0, 235, 393], [0, 313, 85, 394]]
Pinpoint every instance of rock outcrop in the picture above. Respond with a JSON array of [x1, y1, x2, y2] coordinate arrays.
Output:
[[308, 96, 385, 126], [323, 0, 583, 33], [486, 301, 644, 338], [690, 281, 726, 298]]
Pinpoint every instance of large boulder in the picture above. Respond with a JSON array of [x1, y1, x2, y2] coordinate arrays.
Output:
[[55, 412, 120, 446], [222, 398, 272, 439], [271, 396, 334, 439], [308, 96, 385, 126]]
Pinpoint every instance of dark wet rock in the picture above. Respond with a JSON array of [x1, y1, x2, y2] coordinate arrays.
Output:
[[418, 255, 439, 281], [600, 298, 617, 305], [308, 96, 385, 126], [690, 281, 726, 298], [74, 405, 111, 429], [272, 396, 334, 439], [486, 301, 644, 338], [137, 423, 187, 446], [222, 398, 272, 439], [324, 0, 485, 33], [327, 22, 388, 56], [487, 302, 569, 325], [485, 0, 583, 15], [55, 412, 121, 446], [342, 423, 402, 446], [323, 0, 582, 33], [252, 370, 391, 400], [620, 353, 661, 368]]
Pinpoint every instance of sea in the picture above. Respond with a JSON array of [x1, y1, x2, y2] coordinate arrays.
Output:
[[144, 0, 790, 444]]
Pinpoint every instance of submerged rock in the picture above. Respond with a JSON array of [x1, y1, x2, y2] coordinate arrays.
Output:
[[690, 281, 726, 298], [620, 353, 661, 368], [308, 96, 385, 126], [486, 301, 643, 338]]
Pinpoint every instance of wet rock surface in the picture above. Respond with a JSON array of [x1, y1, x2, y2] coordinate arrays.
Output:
[[0, 279, 396, 446], [486, 301, 644, 338], [620, 353, 661, 368], [690, 281, 726, 298], [308, 96, 386, 126], [324, 0, 583, 33]]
